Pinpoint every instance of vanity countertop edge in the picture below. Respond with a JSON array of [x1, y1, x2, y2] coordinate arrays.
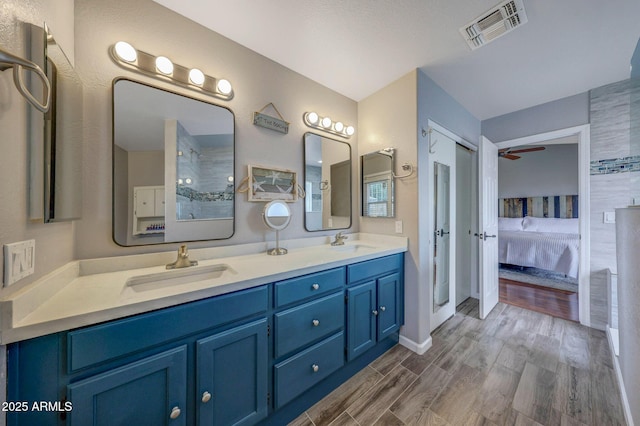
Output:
[[0, 233, 408, 344]]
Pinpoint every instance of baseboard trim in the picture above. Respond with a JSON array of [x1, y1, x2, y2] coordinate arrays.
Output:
[[399, 334, 432, 355], [607, 326, 634, 426]]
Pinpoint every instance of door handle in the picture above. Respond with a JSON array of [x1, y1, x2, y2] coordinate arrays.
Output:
[[440, 229, 450, 236], [483, 232, 496, 240]]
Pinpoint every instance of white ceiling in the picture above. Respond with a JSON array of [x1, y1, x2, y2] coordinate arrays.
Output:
[[153, 0, 640, 120]]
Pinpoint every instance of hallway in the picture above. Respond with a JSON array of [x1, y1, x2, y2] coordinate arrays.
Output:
[[290, 299, 625, 425]]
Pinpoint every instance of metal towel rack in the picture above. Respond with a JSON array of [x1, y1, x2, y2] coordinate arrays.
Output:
[[0, 47, 51, 112]]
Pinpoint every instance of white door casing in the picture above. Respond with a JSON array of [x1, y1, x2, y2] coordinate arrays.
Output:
[[479, 136, 499, 319]]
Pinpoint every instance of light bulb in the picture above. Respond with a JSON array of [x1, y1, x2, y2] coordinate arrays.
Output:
[[114, 41, 137, 62], [334, 121, 344, 132], [178, 178, 184, 185], [185, 178, 192, 184], [189, 68, 205, 86], [155, 56, 174, 75], [216, 79, 232, 95], [321, 117, 332, 128], [346, 125, 355, 136], [227, 176, 234, 182], [306, 112, 319, 125]]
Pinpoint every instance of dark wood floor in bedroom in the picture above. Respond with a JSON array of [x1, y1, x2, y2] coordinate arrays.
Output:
[[499, 278, 579, 322]]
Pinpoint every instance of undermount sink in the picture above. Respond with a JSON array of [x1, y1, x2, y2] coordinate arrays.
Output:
[[125, 264, 236, 292], [328, 244, 376, 253]]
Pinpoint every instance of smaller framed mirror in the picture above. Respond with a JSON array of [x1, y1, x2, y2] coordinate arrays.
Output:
[[304, 133, 352, 231], [263, 200, 291, 255], [361, 149, 395, 218]]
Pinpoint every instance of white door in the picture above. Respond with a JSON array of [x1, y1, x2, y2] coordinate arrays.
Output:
[[479, 136, 499, 319]]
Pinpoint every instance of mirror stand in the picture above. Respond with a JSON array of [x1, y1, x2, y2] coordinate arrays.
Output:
[[262, 200, 292, 256]]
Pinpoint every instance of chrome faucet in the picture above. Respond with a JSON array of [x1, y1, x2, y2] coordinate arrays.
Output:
[[331, 231, 349, 246], [166, 244, 198, 269]]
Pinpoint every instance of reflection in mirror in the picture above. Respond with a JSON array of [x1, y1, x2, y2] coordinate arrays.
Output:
[[113, 79, 234, 246], [28, 24, 83, 222], [361, 149, 395, 217], [433, 162, 451, 311], [263, 200, 291, 255], [304, 133, 351, 231]]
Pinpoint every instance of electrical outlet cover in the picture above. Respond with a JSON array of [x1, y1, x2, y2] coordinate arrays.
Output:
[[3, 240, 36, 287]]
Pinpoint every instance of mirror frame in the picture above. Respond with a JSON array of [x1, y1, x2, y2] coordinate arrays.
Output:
[[263, 200, 292, 230], [111, 78, 236, 246], [303, 132, 352, 232], [360, 149, 396, 218]]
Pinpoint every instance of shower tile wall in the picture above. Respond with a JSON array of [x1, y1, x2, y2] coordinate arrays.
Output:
[[589, 78, 640, 329]]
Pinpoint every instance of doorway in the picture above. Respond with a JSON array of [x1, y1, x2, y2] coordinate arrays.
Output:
[[493, 125, 591, 325]]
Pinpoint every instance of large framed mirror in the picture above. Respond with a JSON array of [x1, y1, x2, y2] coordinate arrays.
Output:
[[361, 149, 395, 217], [113, 79, 235, 246], [303, 133, 352, 231]]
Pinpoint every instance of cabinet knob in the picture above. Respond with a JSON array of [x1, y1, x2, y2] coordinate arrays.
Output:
[[169, 406, 181, 419], [312, 364, 319, 373], [372, 310, 379, 316], [380, 306, 386, 312], [201, 391, 212, 403], [311, 283, 320, 290], [312, 319, 320, 327]]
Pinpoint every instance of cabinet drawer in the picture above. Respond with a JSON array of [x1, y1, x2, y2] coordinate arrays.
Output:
[[68, 285, 268, 372], [274, 267, 345, 308], [274, 332, 344, 408], [348, 253, 403, 284], [274, 292, 344, 358]]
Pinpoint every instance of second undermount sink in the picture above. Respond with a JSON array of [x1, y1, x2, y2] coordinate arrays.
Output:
[[125, 264, 237, 292], [328, 244, 376, 253]]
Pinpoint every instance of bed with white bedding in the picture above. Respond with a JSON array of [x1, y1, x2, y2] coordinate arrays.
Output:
[[498, 217, 580, 278]]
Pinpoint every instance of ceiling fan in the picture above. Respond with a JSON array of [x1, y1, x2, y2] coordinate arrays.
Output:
[[498, 146, 545, 160]]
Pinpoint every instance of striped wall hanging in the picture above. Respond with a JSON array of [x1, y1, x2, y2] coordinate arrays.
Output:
[[499, 195, 578, 218]]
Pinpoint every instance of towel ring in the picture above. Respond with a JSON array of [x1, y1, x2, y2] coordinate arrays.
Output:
[[0, 47, 51, 113]]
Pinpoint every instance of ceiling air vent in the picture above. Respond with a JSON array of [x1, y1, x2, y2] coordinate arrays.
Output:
[[460, 0, 528, 50]]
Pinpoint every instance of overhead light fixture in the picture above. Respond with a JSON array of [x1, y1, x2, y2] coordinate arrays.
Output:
[[303, 111, 355, 139], [109, 41, 234, 100]]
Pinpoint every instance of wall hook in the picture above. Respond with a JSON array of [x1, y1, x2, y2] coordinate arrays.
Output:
[[392, 163, 415, 179], [0, 47, 51, 112]]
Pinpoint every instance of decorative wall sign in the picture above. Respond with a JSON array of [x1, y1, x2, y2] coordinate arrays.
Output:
[[253, 103, 289, 134], [237, 165, 305, 202]]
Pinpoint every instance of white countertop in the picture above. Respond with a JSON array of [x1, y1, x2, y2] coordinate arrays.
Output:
[[0, 233, 407, 344]]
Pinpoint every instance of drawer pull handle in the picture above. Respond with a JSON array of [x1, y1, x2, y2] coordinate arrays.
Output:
[[312, 319, 320, 327], [170, 406, 181, 419], [372, 310, 379, 316], [312, 283, 320, 290], [312, 364, 319, 373], [380, 306, 386, 312], [201, 391, 212, 403]]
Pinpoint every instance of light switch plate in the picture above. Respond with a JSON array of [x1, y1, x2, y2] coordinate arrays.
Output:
[[3, 240, 36, 287], [395, 220, 403, 234], [604, 211, 616, 224]]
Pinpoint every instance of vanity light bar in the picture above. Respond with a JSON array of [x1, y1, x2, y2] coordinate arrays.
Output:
[[110, 41, 234, 101], [303, 111, 355, 138]]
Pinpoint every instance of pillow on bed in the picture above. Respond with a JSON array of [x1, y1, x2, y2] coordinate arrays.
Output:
[[498, 217, 524, 231], [522, 216, 579, 234]]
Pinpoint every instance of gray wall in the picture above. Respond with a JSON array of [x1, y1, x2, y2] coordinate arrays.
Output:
[[482, 92, 590, 143], [73, 0, 358, 259], [498, 144, 578, 198]]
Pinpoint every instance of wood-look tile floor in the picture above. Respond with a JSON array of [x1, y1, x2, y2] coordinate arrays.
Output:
[[289, 298, 626, 426]]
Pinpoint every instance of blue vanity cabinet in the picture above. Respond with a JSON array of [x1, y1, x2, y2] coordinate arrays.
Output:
[[67, 345, 188, 425], [347, 254, 404, 361], [196, 319, 269, 426]]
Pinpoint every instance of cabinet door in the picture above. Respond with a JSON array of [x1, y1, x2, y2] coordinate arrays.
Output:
[[67, 346, 187, 426], [377, 273, 402, 340], [197, 319, 268, 426], [135, 188, 156, 217], [347, 281, 376, 361], [155, 188, 165, 216]]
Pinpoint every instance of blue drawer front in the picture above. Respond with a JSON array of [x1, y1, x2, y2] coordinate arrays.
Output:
[[274, 267, 346, 308], [274, 292, 344, 358], [274, 332, 344, 409], [68, 285, 268, 372], [347, 253, 403, 284]]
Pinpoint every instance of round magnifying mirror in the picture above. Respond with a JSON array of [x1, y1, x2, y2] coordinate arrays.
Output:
[[263, 201, 291, 230], [263, 201, 291, 255]]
